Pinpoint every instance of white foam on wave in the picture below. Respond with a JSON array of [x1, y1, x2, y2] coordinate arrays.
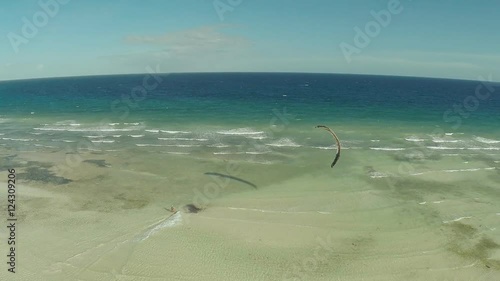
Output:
[[136, 144, 199, 148], [145, 129, 160, 133], [91, 140, 115, 143], [213, 151, 245, 155], [109, 123, 120, 126], [208, 144, 230, 148], [51, 120, 80, 126], [129, 135, 145, 138], [245, 151, 271, 155], [311, 146, 363, 150], [418, 200, 445, 204], [312, 146, 335, 150], [83, 128, 136, 132], [112, 135, 121, 138], [158, 137, 208, 141], [164, 144, 201, 147], [136, 144, 163, 147], [86, 135, 105, 139], [248, 136, 267, 140], [405, 137, 425, 142], [2, 138, 34, 142], [166, 152, 190, 155], [35, 144, 56, 148], [34, 127, 136, 132], [160, 130, 190, 134], [467, 147, 500, 151], [475, 136, 500, 144], [427, 146, 465, 150], [370, 147, 405, 151], [370, 140, 380, 142], [432, 137, 460, 143], [217, 128, 265, 136], [444, 168, 481, 173], [124, 123, 140, 125], [266, 138, 301, 147]]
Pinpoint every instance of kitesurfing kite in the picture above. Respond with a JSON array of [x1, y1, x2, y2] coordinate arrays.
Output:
[[316, 125, 341, 168]]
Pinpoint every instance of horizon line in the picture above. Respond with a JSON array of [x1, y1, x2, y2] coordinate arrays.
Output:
[[0, 71, 497, 84]]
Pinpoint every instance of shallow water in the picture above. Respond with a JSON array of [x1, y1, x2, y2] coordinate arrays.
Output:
[[0, 73, 499, 280]]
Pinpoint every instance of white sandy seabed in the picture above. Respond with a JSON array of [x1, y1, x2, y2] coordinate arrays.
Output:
[[0, 142, 499, 280], [0, 180, 499, 281]]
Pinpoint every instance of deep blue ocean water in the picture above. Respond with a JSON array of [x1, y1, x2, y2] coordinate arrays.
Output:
[[1, 73, 498, 125]]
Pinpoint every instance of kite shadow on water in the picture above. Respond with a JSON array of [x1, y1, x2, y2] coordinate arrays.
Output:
[[204, 172, 257, 189]]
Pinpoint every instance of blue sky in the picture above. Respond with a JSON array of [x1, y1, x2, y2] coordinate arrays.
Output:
[[1, 0, 499, 81]]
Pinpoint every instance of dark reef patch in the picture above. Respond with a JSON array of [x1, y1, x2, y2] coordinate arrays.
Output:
[[26, 161, 53, 168], [114, 193, 148, 210], [446, 222, 500, 270], [0, 154, 18, 171], [18, 166, 72, 185]]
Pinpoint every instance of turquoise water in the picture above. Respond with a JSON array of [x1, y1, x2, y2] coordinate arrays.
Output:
[[1, 73, 499, 154], [1, 73, 499, 181]]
